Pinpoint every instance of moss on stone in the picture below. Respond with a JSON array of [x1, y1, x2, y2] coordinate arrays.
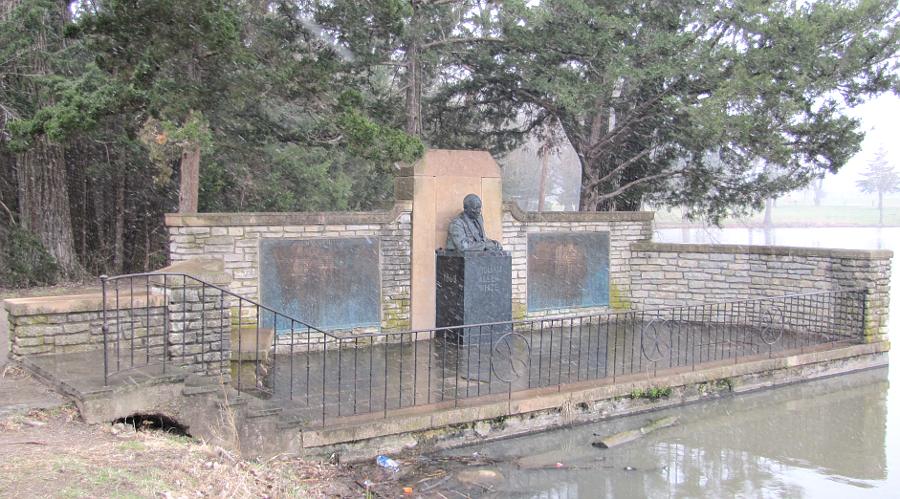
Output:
[[609, 283, 631, 311], [382, 291, 411, 330], [16, 314, 52, 326], [512, 301, 527, 320]]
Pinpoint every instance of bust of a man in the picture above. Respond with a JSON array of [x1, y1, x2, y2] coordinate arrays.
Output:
[[446, 194, 503, 252]]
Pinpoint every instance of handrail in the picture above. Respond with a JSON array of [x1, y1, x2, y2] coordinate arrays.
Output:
[[103, 271, 331, 337], [339, 286, 869, 339]]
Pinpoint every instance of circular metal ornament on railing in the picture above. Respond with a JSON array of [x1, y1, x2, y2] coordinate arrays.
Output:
[[758, 307, 783, 345], [641, 318, 670, 363], [490, 332, 531, 384]]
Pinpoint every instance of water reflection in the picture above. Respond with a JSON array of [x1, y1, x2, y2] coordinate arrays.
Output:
[[438, 368, 887, 498], [427, 227, 899, 498]]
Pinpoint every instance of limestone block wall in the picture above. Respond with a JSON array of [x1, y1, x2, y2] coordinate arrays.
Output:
[[167, 284, 231, 375], [3, 294, 165, 357], [502, 204, 654, 319], [166, 202, 413, 333], [4, 260, 234, 377], [629, 242, 892, 341]]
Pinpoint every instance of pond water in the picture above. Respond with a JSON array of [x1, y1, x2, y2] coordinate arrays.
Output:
[[423, 227, 899, 498]]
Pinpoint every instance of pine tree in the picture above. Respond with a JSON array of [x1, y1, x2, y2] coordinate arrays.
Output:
[[857, 147, 900, 226]]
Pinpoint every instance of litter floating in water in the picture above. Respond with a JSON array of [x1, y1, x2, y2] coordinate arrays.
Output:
[[376, 455, 400, 472], [456, 468, 504, 485]]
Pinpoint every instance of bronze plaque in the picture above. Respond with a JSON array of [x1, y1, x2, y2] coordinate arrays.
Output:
[[260, 238, 380, 330], [527, 232, 609, 311]]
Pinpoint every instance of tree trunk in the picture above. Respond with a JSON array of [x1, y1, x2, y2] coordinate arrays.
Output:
[[405, 4, 423, 136], [178, 142, 201, 213], [878, 191, 883, 227], [143, 220, 151, 272], [16, 136, 79, 275], [10, 1, 80, 277], [537, 151, 549, 212], [813, 178, 824, 206], [113, 172, 125, 273], [764, 198, 774, 227]]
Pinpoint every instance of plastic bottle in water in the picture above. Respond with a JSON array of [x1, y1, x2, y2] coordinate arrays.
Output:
[[376, 455, 400, 472]]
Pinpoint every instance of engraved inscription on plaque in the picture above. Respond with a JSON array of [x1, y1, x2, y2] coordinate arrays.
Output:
[[527, 232, 609, 312], [260, 238, 380, 330], [478, 261, 503, 294]]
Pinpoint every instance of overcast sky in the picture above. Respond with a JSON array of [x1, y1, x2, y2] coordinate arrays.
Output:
[[821, 92, 900, 197]]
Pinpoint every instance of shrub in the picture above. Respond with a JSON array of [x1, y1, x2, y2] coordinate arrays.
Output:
[[0, 225, 59, 287]]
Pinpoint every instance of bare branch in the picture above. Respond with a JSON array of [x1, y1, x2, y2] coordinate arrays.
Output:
[[421, 37, 503, 50], [594, 169, 684, 202], [588, 147, 654, 190], [0, 198, 16, 226]]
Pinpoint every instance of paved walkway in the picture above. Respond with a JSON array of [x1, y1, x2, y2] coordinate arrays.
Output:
[[0, 372, 66, 418], [0, 302, 67, 416]]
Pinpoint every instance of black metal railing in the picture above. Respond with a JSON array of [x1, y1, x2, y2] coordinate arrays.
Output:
[[100, 275, 866, 428], [261, 288, 866, 427], [100, 272, 325, 388]]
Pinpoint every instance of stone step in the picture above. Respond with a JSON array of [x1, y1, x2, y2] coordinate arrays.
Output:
[[184, 373, 224, 387], [246, 406, 283, 419], [182, 385, 220, 396]]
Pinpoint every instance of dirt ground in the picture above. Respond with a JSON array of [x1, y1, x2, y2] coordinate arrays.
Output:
[[0, 406, 363, 498], [0, 370, 475, 498], [0, 286, 480, 499], [0, 366, 366, 499]]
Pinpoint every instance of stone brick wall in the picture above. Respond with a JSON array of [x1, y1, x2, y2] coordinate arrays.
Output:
[[167, 284, 231, 375], [501, 204, 654, 319], [4, 263, 232, 377], [4, 294, 165, 357], [165, 202, 413, 333], [629, 242, 892, 341]]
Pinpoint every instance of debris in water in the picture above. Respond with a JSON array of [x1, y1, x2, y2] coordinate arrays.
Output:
[[592, 416, 679, 449], [456, 468, 504, 485]]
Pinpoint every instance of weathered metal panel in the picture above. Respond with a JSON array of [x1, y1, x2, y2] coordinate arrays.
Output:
[[259, 238, 380, 330], [527, 232, 610, 312]]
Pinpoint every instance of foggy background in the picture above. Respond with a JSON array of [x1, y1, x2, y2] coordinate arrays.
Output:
[[498, 93, 900, 219]]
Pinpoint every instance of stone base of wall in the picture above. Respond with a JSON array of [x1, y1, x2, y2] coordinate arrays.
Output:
[[45, 338, 888, 461], [299, 341, 888, 462]]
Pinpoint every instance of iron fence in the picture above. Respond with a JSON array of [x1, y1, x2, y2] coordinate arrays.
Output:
[[100, 274, 867, 428], [258, 287, 867, 427], [100, 272, 325, 388]]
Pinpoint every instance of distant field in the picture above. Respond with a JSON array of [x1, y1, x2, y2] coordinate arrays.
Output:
[[653, 205, 900, 227]]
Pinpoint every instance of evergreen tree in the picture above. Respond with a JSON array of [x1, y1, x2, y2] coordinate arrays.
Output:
[[857, 147, 899, 226], [432, 0, 900, 220]]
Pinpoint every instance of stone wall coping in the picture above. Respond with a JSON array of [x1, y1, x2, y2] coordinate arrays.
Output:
[[504, 202, 655, 223], [164, 201, 412, 228], [156, 258, 231, 286], [631, 241, 894, 259], [3, 292, 164, 316]]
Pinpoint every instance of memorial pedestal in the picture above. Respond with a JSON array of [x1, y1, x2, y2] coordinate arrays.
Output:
[[436, 250, 512, 380]]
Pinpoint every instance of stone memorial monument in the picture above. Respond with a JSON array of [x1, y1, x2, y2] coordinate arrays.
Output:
[[436, 194, 512, 347]]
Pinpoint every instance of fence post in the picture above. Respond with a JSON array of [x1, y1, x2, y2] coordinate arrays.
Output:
[[100, 275, 109, 386]]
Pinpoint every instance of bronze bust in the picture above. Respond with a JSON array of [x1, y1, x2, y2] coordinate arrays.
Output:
[[446, 194, 503, 252]]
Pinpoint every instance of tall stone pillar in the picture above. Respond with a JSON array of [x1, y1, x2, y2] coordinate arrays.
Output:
[[395, 150, 504, 330]]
